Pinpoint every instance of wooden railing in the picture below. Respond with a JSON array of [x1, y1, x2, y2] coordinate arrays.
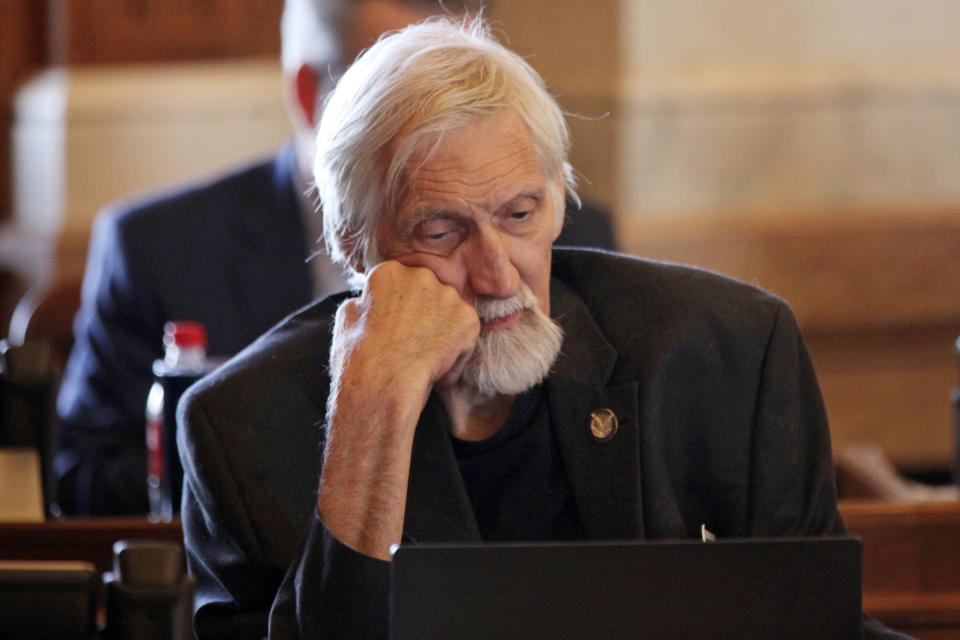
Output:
[[841, 500, 960, 639], [0, 516, 182, 575]]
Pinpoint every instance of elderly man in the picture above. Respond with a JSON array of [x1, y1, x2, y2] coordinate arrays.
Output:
[[178, 16, 905, 640]]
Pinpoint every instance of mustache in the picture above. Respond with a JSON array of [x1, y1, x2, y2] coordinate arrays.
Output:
[[473, 284, 538, 323]]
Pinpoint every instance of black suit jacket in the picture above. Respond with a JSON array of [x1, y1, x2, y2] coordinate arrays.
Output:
[[56, 146, 615, 515], [177, 249, 870, 639]]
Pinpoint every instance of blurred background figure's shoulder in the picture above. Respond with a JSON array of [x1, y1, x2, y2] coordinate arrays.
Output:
[[556, 198, 616, 251]]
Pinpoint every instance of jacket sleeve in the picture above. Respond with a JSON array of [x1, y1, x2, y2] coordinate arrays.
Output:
[[178, 389, 391, 640], [749, 303, 915, 639], [55, 209, 161, 514], [269, 515, 391, 639], [746, 301, 844, 536]]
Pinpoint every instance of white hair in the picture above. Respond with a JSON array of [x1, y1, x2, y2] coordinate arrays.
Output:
[[314, 15, 578, 279]]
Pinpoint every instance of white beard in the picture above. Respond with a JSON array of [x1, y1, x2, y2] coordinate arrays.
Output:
[[460, 283, 564, 397]]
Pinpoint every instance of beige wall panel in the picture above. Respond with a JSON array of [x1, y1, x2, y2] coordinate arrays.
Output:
[[13, 59, 290, 236], [618, 71, 960, 219], [624, 0, 960, 72]]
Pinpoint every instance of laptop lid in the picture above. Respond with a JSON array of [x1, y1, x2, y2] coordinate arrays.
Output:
[[389, 536, 862, 640]]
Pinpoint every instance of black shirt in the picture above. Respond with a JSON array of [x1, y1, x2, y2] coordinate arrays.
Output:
[[449, 385, 585, 541]]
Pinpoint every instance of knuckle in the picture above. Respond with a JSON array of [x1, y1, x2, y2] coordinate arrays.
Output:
[[365, 263, 388, 286], [410, 265, 437, 288], [335, 298, 360, 324]]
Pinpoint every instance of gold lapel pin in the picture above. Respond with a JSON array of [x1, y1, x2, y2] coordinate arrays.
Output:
[[589, 408, 618, 442]]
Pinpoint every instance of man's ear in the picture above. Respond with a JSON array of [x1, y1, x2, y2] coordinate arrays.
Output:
[[294, 64, 322, 129]]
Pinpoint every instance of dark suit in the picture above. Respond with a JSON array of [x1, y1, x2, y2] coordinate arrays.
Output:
[[178, 248, 873, 639], [55, 145, 620, 515], [57, 148, 313, 514]]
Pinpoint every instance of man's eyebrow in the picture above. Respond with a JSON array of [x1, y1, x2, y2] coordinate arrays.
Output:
[[402, 185, 547, 227], [405, 206, 462, 228], [499, 189, 545, 209]]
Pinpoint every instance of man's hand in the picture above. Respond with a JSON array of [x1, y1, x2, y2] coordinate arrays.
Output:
[[317, 261, 480, 559], [330, 260, 480, 400]]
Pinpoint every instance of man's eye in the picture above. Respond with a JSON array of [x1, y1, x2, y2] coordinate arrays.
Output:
[[414, 219, 463, 254], [502, 198, 539, 226], [418, 221, 454, 242]]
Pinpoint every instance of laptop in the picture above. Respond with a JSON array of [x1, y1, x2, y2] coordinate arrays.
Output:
[[390, 536, 862, 640]]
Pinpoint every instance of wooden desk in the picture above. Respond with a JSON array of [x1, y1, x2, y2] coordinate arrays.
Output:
[[1, 504, 958, 638], [0, 516, 182, 575], [841, 500, 960, 640]]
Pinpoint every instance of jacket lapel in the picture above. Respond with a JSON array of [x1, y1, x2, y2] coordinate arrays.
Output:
[[547, 279, 645, 540]]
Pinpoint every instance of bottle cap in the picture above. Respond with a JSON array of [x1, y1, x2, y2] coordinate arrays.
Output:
[[162, 321, 207, 349]]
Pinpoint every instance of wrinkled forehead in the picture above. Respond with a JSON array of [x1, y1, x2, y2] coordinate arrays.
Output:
[[390, 109, 534, 188]]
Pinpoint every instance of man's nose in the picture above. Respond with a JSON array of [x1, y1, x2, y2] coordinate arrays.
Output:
[[464, 227, 519, 300]]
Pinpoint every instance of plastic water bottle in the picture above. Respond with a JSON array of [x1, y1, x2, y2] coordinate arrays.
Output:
[[146, 321, 207, 521]]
